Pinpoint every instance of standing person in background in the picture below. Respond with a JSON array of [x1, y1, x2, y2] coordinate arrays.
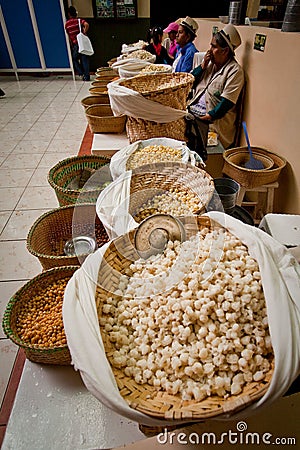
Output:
[[173, 16, 199, 73], [143, 27, 173, 65], [65, 6, 90, 81], [163, 22, 179, 62]]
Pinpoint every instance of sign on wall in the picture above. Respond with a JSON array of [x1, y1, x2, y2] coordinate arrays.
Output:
[[93, 0, 137, 19]]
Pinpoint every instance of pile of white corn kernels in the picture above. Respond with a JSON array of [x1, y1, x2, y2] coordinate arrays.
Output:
[[126, 145, 182, 170], [134, 187, 200, 222], [100, 225, 273, 401]]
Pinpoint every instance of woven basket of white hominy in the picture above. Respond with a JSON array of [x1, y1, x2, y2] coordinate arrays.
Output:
[[128, 162, 214, 222], [95, 215, 274, 420]]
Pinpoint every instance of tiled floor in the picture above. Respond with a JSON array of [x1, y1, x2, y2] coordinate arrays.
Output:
[[0, 74, 92, 442]]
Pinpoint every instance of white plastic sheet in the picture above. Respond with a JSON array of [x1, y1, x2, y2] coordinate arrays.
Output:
[[63, 212, 300, 425]]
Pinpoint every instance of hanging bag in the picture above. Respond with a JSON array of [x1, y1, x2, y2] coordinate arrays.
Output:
[[77, 19, 94, 56]]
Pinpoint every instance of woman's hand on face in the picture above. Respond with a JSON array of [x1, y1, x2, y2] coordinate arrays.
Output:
[[201, 50, 211, 70]]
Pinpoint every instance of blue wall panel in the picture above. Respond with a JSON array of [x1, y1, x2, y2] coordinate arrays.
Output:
[[0, 0, 41, 68], [33, 0, 70, 68], [0, 20, 12, 68]]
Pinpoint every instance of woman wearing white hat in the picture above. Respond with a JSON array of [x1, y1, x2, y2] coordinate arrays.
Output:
[[187, 24, 245, 152], [173, 16, 199, 73]]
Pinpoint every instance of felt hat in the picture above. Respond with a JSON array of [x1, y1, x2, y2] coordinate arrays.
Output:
[[163, 22, 179, 33], [219, 24, 242, 52], [180, 16, 198, 36]]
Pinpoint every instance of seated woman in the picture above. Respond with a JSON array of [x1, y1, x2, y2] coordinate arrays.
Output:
[[187, 24, 245, 152], [144, 26, 173, 65], [173, 16, 199, 73]]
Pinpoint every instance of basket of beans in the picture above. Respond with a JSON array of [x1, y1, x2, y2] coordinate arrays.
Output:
[[27, 203, 110, 270], [2, 266, 79, 365]]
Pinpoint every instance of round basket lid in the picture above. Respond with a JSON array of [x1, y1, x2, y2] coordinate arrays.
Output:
[[134, 214, 186, 259]]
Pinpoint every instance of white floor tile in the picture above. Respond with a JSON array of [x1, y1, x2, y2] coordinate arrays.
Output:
[[13, 140, 49, 154], [0, 168, 34, 187], [0, 240, 42, 281], [0, 211, 11, 234], [0, 340, 18, 407], [16, 186, 59, 210], [0, 188, 25, 210], [38, 152, 77, 168], [0, 209, 49, 241], [45, 140, 81, 153], [1, 154, 43, 170], [0, 280, 27, 338], [27, 167, 50, 187]]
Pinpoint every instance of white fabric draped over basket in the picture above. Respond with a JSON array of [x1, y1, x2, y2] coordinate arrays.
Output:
[[63, 212, 300, 426], [109, 137, 204, 181], [108, 78, 188, 123], [112, 58, 155, 78]]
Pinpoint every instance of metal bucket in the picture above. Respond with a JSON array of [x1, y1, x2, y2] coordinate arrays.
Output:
[[229, 1, 242, 24], [282, 0, 300, 32], [211, 177, 240, 214]]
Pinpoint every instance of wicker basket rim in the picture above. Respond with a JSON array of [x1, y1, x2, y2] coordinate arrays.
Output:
[[26, 203, 98, 260], [223, 146, 287, 172], [119, 72, 194, 95], [2, 265, 79, 352], [47, 155, 110, 194]]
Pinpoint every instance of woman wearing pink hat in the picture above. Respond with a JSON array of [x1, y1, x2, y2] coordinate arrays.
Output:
[[163, 22, 179, 61]]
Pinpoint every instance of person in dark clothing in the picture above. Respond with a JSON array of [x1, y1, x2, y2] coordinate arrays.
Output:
[[144, 27, 173, 65], [65, 6, 90, 81]]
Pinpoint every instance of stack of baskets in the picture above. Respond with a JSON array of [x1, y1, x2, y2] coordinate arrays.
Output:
[[222, 146, 286, 189], [85, 104, 126, 134], [119, 72, 194, 143], [3, 154, 112, 365]]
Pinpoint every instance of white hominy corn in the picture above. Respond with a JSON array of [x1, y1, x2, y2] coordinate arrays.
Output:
[[126, 145, 182, 170], [102, 227, 273, 401]]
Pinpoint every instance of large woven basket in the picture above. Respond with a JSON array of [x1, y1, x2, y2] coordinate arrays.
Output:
[[48, 155, 111, 206], [27, 203, 109, 270], [85, 105, 126, 134], [223, 147, 286, 189], [128, 162, 214, 220], [119, 73, 194, 143], [119, 72, 194, 109], [81, 95, 110, 109], [95, 215, 273, 420], [2, 266, 79, 365]]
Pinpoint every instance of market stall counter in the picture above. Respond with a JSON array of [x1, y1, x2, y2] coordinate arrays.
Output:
[[2, 361, 145, 450]]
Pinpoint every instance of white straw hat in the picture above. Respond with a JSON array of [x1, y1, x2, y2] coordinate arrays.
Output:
[[219, 24, 242, 52], [180, 16, 198, 36]]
